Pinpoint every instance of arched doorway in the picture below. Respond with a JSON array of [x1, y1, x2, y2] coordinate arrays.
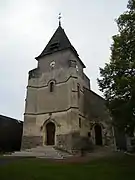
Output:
[[94, 124, 102, 145], [46, 122, 55, 145]]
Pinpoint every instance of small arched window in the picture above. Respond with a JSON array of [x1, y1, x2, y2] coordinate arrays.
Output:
[[88, 132, 91, 138], [79, 118, 81, 128], [77, 84, 80, 98], [50, 82, 54, 92]]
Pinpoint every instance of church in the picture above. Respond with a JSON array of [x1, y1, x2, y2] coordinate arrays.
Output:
[[22, 20, 114, 153]]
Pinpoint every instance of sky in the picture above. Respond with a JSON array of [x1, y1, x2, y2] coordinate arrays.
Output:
[[0, 0, 128, 120]]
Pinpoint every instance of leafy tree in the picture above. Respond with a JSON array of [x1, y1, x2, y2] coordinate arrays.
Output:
[[98, 0, 135, 136]]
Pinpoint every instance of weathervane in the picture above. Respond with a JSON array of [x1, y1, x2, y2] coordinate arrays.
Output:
[[58, 13, 62, 26]]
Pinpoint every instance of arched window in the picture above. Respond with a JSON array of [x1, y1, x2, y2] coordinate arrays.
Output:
[[79, 118, 81, 128], [77, 84, 80, 98], [88, 132, 91, 138], [50, 82, 54, 92]]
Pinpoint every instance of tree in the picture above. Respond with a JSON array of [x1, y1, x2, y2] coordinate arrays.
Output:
[[98, 0, 135, 136]]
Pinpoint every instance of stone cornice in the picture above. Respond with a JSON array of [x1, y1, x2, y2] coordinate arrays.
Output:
[[27, 75, 77, 89], [24, 106, 79, 116]]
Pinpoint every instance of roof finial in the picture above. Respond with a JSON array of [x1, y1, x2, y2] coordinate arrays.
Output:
[[58, 13, 62, 26]]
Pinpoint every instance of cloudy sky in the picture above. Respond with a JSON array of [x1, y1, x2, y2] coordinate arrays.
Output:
[[0, 0, 128, 120]]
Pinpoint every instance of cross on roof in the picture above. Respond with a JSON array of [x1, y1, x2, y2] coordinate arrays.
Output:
[[58, 13, 62, 26]]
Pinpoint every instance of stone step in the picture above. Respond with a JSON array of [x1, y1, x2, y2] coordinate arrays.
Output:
[[9, 152, 63, 159], [9, 146, 72, 159], [26, 146, 53, 151], [26, 146, 71, 156]]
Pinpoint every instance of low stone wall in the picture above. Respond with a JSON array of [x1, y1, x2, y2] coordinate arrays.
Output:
[[56, 133, 72, 152], [56, 132, 92, 153], [21, 136, 42, 150]]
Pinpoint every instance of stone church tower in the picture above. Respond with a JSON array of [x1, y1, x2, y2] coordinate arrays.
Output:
[[22, 23, 114, 152]]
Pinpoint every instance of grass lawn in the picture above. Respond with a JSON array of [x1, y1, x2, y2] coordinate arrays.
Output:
[[0, 154, 135, 180]]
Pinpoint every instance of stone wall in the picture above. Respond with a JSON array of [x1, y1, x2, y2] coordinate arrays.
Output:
[[23, 115, 38, 136], [83, 88, 114, 147], [22, 107, 80, 150], [83, 88, 109, 121], [56, 132, 92, 153], [38, 49, 84, 75], [26, 48, 90, 116], [21, 136, 42, 150], [36, 81, 70, 114]]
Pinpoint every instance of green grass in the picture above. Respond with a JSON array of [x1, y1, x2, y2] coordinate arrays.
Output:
[[0, 155, 135, 180]]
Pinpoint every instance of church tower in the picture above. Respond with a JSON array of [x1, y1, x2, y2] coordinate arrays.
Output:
[[22, 20, 113, 152], [22, 20, 92, 151]]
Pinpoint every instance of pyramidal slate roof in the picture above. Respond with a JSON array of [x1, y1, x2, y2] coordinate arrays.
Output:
[[35, 25, 85, 68]]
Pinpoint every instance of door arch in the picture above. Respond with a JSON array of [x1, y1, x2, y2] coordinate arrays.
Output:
[[46, 122, 55, 145], [94, 124, 103, 145]]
